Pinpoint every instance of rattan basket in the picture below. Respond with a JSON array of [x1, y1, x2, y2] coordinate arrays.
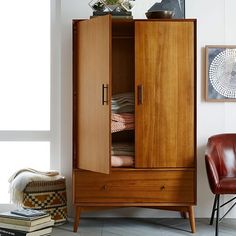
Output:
[[22, 178, 67, 225]]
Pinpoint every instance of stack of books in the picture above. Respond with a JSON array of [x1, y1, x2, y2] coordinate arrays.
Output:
[[0, 209, 54, 236]]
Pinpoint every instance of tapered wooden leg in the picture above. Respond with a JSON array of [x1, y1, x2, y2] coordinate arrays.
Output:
[[188, 206, 196, 233], [73, 206, 81, 232], [180, 211, 188, 219]]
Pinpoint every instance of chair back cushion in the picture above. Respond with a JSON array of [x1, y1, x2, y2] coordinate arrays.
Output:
[[205, 134, 236, 193]]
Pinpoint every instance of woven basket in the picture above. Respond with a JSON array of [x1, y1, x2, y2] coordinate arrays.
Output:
[[22, 178, 67, 225]]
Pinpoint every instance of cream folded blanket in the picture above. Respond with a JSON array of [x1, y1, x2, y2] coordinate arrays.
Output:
[[8, 168, 63, 205]]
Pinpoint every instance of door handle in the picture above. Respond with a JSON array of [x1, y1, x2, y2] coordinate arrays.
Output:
[[138, 85, 143, 105], [102, 84, 108, 105]]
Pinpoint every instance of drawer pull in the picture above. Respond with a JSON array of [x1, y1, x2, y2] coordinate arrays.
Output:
[[160, 185, 165, 191]]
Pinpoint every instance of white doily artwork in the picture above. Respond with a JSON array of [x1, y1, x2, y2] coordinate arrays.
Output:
[[208, 48, 236, 99]]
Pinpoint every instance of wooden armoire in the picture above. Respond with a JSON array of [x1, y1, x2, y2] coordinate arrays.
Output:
[[73, 15, 196, 233]]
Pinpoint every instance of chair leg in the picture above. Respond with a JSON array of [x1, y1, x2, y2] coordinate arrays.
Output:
[[210, 195, 218, 225], [215, 194, 220, 236]]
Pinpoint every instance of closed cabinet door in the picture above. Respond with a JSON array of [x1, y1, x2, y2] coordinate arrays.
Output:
[[135, 20, 195, 168], [74, 15, 112, 174]]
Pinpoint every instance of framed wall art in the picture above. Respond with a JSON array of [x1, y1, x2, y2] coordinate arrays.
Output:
[[206, 45, 236, 101]]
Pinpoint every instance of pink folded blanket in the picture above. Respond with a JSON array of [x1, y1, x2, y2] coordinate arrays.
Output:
[[111, 113, 134, 133], [111, 156, 134, 167], [112, 113, 134, 123], [111, 121, 134, 133]]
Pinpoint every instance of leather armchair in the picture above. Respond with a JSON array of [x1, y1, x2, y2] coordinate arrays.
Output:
[[205, 133, 236, 236]]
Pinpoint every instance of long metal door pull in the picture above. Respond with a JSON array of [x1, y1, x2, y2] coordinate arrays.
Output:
[[102, 84, 108, 105], [138, 85, 143, 105]]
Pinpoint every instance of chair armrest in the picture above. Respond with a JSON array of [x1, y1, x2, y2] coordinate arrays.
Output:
[[205, 154, 220, 194]]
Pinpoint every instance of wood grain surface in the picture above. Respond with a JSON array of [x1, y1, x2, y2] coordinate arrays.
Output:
[[75, 15, 112, 174], [135, 20, 195, 168], [73, 169, 195, 203]]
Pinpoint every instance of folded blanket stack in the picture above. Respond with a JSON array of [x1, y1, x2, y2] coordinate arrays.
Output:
[[111, 92, 135, 133], [111, 92, 135, 167], [111, 143, 134, 167], [111, 113, 134, 133], [111, 92, 134, 114]]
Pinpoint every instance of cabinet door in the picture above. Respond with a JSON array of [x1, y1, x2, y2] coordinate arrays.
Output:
[[74, 16, 111, 174], [135, 21, 195, 168]]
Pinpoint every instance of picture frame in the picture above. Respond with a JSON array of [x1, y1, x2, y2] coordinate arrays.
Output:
[[206, 45, 236, 101]]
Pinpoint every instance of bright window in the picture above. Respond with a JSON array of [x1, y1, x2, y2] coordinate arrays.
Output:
[[0, 1, 50, 130], [0, 142, 50, 203], [0, 1, 51, 204]]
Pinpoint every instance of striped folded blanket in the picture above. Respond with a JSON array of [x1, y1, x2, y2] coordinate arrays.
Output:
[[112, 142, 134, 156], [112, 92, 134, 114]]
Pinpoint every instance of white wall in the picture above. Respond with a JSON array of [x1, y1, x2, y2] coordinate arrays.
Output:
[[188, 0, 236, 218], [60, 0, 236, 218]]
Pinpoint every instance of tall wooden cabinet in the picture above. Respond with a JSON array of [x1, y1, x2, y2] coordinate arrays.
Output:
[[73, 15, 196, 233]]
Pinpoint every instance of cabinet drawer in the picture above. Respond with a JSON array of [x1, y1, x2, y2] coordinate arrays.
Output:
[[73, 169, 195, 204]]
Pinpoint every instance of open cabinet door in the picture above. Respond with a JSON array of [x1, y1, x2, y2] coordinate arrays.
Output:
[[73, 15, 111, 174]]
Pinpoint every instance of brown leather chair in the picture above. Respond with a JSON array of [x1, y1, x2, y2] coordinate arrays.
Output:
[[205, 134, 236, 236]]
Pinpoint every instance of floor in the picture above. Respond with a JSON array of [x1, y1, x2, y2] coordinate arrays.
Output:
[[52, 218, 236, 236]]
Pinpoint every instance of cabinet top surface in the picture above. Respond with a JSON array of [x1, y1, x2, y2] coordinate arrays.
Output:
[[73, 17, 196, 23]]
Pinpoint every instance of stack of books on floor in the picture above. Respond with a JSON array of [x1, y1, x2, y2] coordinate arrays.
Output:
[[0, 209, 54, 236]]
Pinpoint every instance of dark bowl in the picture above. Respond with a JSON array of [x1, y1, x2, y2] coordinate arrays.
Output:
[[145, 10, 174, 19]]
